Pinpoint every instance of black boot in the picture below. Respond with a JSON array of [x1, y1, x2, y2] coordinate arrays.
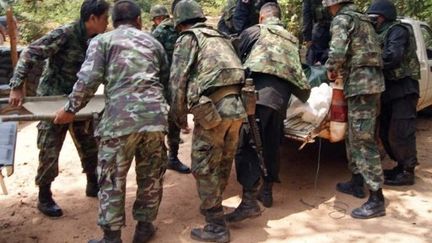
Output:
[[88, 229, 122, 243], [132, 221, 155, 243], [191, 207, 230, 243], [383, 165, 403, 180], [351, 189, 386, 219], [167, 154, 191, 174], [336, 173, 366, 198], [225, 187, 261, 223], [257, 182, 273, 208], [384, 167, 415, 186], [86, 172, 99, 197], [37, 184, 63, 217]]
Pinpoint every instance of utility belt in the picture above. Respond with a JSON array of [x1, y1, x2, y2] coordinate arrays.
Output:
[[190, 85, 241, 130]]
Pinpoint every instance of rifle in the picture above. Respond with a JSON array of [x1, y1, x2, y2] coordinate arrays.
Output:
[[241, 78, 268, 177]]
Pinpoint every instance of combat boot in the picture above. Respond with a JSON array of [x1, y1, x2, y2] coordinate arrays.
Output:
[[336, 173, 366, 198], [37, 184, 63, 217], [351, 189, 386, 219], [88, 229, 122, 243], [384, 167, 415, 186], [257, 181, 273, 208], [132, 221, 155, 243], [225, 187, 261, 223], [383, 165, 403, 180], [167, 153, 191, 174], [86, 172, 99, 197], [191, 207, 230, 243]]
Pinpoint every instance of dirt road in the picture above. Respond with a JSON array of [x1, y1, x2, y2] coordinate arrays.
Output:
[[1, 116, 432, 243]]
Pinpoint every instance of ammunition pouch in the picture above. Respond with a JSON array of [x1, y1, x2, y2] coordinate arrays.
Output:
[[191, 86, 240, 130], [190, 96, 222, 130]]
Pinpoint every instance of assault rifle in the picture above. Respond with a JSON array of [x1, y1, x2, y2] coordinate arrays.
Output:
[[241, 78, 268, 177]]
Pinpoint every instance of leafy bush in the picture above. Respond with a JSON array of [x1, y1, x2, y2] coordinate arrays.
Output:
[[3, 0, 432, 44]]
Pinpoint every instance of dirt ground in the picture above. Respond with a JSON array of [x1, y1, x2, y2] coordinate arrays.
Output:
[[1, 114, 432, 243]]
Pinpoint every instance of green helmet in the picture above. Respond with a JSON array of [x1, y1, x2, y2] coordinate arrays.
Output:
[[173, 0, 206, 27], [322, 0, 353, 7], [150, 4, 169, 18]]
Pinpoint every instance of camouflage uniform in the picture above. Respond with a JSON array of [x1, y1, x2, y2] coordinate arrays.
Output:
[[326, 3, 385, 191], [169, 22, 246, 212], [9, 21, 98, 186], [152, 18, 178, 64], [65, 25, 169, 230], [151, 18, 183, 160]]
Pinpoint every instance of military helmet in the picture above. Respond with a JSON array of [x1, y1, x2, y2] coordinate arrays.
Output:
[[173, 0, 206, 27], [321, 0, 353, 8], [367, 0, 397, 21], [150, 4, 169, 18]]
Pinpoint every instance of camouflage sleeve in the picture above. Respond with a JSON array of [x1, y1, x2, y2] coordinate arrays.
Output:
[[9, 26, 70, 89], [325, 14, 355, 73], [64, 37, 105, 113], [169, 33, 198, 126], [158, 42, 170, 100], [152, 27, 163, 44]]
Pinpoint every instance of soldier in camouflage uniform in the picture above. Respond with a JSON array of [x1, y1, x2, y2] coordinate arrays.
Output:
[[227, 2, 310, 222], [170, 1, 246, 242], [8, 0, 110, 218], [54, 1, 169, 242], [150, 4, 191, 174], [324, 0, 386, 219], [368, 0, 420, 186], [302, 0, 332, 65]]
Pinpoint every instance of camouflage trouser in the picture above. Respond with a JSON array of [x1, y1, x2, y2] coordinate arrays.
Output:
[[346, 94, 384, 191], [192, 118, 243, 212], [35, 120, 98, 186], [97, 132, 167, 231], [167, 112, 181, 157]]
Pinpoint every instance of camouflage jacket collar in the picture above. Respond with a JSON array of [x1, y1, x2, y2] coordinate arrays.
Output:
[[261, 17, 284, 27], [337, 3, 359, 16], [190, 22, 211, 30], [160, 18, 174, 27], [74, 20, 89, 48]]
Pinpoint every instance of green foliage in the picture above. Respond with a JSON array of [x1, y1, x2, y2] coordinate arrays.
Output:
[[6, 0, 432, 44]]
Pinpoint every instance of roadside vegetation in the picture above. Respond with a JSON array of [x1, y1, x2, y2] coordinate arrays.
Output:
[[0, 0, 431, 44]]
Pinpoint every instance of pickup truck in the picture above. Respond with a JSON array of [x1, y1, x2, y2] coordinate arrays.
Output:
[[284, 17, 432, 145]]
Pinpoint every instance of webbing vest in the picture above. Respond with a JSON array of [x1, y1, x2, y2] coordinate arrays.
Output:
[[379, 21, 420, 81], [244, 21, 310, 90], [182, 24, 244, 102], [338, 9, 383, 69]]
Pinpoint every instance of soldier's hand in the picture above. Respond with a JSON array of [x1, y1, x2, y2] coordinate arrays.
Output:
[[9, 88, 24, 107], [305, 41, 312, 49], [53, 108, 75, 124], [327, 70, 338, 81]]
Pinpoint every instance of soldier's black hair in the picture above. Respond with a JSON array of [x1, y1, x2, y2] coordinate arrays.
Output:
[[80, 0, 110, 22], [112, 0, 141, 28], [260, 2, 281, 19]]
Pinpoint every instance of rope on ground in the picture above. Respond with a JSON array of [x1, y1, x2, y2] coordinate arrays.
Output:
[[299, 138, 349, 219]]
